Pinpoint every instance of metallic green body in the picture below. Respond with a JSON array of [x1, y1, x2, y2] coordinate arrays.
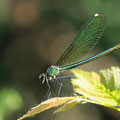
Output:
[[46, 65, 59, 77]]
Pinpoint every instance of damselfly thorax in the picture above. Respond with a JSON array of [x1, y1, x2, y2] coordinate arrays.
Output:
[[39, 65, 60, 83]]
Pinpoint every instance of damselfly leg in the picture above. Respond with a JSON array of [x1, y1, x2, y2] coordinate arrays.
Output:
[[43, 76, 74, 99]]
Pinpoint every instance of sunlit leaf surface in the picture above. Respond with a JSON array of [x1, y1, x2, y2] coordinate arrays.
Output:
[[71, 67, 120, 108]]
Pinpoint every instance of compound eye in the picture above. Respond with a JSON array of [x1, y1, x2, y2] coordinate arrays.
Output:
[[39, 73, 45, 81]]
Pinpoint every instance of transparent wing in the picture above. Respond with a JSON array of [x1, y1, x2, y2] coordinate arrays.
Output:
[[55, 13, 106, 67]]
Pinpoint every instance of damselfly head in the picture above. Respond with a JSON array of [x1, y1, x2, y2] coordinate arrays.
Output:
[[39, 73, 46, 84]]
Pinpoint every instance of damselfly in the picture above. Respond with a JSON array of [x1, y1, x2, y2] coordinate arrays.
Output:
[[39, 13, 120, 98]]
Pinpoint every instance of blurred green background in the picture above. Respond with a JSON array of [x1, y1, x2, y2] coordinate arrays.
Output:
[[0, 0, 120, 120]]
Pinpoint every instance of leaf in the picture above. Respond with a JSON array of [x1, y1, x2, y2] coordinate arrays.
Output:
[[53, 99, 78, 113], [71, 67, 120, 110], [100, 67, 120, 90], [17, 97, 76, 120]]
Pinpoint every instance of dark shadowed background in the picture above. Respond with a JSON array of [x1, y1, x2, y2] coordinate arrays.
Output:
[[0, 0, 120, 120]]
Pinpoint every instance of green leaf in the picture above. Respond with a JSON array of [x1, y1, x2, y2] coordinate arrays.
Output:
[[17, 97, 76, 120], [100, 67, 120, 90], [71, 67, 120, 110], [53, 99, 78, 113]]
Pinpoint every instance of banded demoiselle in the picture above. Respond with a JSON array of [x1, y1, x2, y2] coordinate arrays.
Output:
[[39, 13, 120, 98]]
